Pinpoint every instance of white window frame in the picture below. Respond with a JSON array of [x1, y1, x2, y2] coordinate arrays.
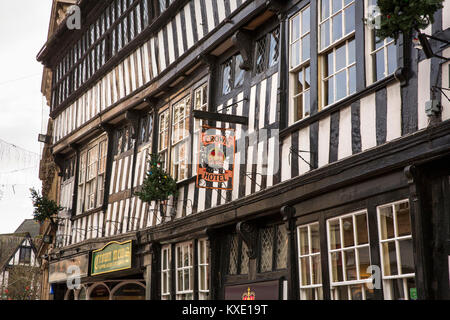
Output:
[[171, 95, 191, 182], [161, 245, 171, 300], [364, 0, 397, 85], [318, 0, 356, 109], [377, 199, 415, 300], [175, 241, 193, 300], [197, 238, 210, 300], [158, 108, 170, 171], [297, 222, 323, 300], [327, 210, 372, 300], [77, 136, 107, 214], [289, 5, 311, 124]]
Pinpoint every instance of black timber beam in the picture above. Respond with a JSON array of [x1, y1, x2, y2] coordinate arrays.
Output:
[[193, 110, 248, 125]]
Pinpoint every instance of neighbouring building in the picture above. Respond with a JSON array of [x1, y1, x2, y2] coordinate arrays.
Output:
[[0, 220, 41, 300], [36, 0, 450, 300]]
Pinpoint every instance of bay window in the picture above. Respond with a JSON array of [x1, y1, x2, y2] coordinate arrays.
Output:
[[327, 210, 374, 300], [377, 200, 416, 300], [175, 241, 194, 300], [297, 222, 323, 300], [77, 137, 107, 214], [289, 5, 311, 124], [319, 0, 356, 108]]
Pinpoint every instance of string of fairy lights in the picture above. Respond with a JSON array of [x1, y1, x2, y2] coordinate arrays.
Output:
[[0, 138, 41, 201]]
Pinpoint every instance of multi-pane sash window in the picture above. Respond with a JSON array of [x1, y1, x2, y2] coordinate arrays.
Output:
[[171, 96, 191, 181], [297, 223, 323, 300], [19, 246, 32, 264], [377, 200, 416, 300], [222, 54, 245, 95], [175, 242, 194, 300], [319, 0, 356, 108], [255, 27, 280, 74], [198, 239, 210, 300], [290, 6, 311, 123], [366, 0, 397, 83], [327, 211, 373, 300], [161, 245, 171, 300], [77, 137, 107, 214], [158, 108, 170, 171]]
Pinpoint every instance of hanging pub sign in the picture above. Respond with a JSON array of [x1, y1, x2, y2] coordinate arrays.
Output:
[[196, 126, 236, 190], [91, 240, 132, 276]]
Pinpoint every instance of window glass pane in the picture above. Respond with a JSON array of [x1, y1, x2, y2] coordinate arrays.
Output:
[[358, 247, 371, 279], [311, 254, 322, 284], [342, 216, 354, 248], [228, 235, 238, 275], [329, 219, 341, 250], [350, 285, 363, 300], [255, 37, 267, 74], [234, 55, 245, 87], [382, 241, 398, 276], [302, 34, 310, 62], [375, 50, 385, 81], [332, 0, 341, 13], [406, 278, 417, 300], [335, 70, 347, 100], [276, 225, 288, 269], [260, 227, 274, 272], [304, 90, 311, 117], [344, 3, 355, 35], [291, 14, 300, 41], [344, 249, 357, 280], [269, 28, 280, 67], [300, 257, 311, 285], [299, 226, 309, 255], [332, 13, 342, 42], [320, 20, 330, 49], [396, 202, 411, 236], [222, 59, 232, 95], [325, 51, 334, 78], [348, 39, 355, 64], [240, 240, 249, 274], [302, 6, 310, 34], [291, 41, 301, 68], [399, 239, 414, 274], [355, 213, 368, 245], [379, 206, 395, 240], [335, 44, 346, 71], [321, 0, 330, 21], [311, 223, 320, 253], [331, 251, 343, 282], [387, 45, 397, 75], [349, 65, 356, 94]]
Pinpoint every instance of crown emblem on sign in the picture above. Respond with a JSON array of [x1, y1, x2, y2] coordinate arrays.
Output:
[[208, 147, 225, 167], [242, 287, 255, 300]]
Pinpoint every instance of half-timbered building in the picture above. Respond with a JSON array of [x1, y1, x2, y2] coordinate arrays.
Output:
[[37, 0, 450, 300], [0, 220, 41, 300]]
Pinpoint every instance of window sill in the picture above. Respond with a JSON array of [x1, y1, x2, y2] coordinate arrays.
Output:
[[280, 72, 399, 139]]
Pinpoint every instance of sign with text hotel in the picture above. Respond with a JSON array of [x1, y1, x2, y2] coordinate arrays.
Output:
[[91, 240, 132, 276], [197, 126, 235, 190]]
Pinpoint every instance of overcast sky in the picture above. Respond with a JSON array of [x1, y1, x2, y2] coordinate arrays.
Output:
[[0, 0, 52, 234]]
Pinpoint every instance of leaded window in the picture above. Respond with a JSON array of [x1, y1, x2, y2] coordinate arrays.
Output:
[[290, 6, 311, 123], [255, 27, 280, 74], [377, 200, 416, 300], [327, 211, 374, 300], [221, 54, 245, 95], [227, 234, 249, 276], [259, 224, 288, 273], [297, 222, 323, 300]]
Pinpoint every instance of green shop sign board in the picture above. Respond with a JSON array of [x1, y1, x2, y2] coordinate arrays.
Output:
[[91, 240, 132, 276]]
